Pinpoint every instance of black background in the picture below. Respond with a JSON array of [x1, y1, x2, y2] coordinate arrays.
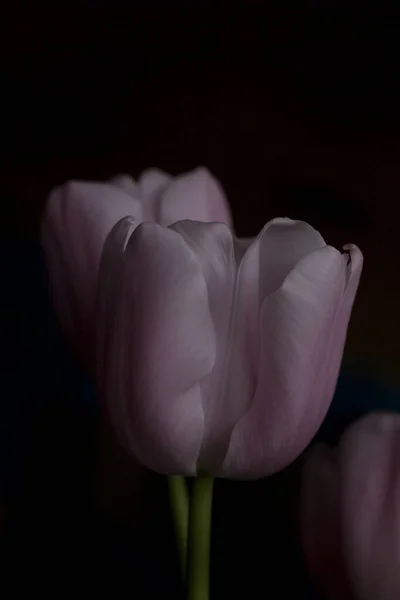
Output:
[[2, 2, 400, 377], [1, 3, 400, 598]]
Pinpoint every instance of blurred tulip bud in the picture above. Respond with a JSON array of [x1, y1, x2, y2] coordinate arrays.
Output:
[[98, 217, 362, 479], [41, 167, 231, 371], [301, 412, 400, 600]]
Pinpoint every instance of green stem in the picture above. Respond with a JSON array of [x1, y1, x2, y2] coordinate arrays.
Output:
[[168, 475, 189, 579], [186, 476, 214, 600]]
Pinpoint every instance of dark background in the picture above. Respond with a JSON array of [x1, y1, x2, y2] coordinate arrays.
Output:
[[1, 3, 400, 598], [2, 1, 400, 382]]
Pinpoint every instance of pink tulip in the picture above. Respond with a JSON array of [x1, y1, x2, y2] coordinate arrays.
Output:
[[301, 412, 400, 600], [98, 216, 362, 478], [41, 167, 231, 370]]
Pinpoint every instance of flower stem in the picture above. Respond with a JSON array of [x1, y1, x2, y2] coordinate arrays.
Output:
[[186, 476, 214, 600], [168, 475, 189, 579]]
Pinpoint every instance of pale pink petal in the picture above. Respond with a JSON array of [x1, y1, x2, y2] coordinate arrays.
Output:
[[138, 168, 172, 197], [340, 412, 400, 600], [41, 180, 141, 370], [156, 167, 232, 227], [301, 445, 354, 600], [233, 216, 325, 275], [222, 246, 348, 479], [218, 219, 331, 478], [310, 244, 363, 417], [168, 220, 323, 473], [251, 218, 327, 299], [105, 222, 217, 475], [170, 220, 237, 472], [202, 219, 326, 473]]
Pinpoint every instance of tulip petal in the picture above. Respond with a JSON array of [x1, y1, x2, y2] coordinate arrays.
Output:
[[170, 220, 237, 471], [311, 244, 363, 415], [252, 218, 327, 300], [174, 219, 327, 472], [105, 222, 217, 475], [340, 412, 400, 600], [222, 245, 348, 478], [41, 181, 141, 370], [156, 167, 232, 227], [222, 218, 328, 437], [215, 219, 328, 477], [138, 168, 172, 197]]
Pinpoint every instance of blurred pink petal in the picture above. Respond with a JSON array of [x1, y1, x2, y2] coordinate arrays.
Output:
[[301, 412, 400, 600], [341, 413, 400, 600], [111, 174, 139, 196], [41, 180, 140, 369], [156, 167, 232, 227], [138, 168, 172, 196], [42, 167, 232, 371]]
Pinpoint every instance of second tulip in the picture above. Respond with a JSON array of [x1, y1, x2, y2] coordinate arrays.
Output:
[[301, 412, 400, 600], [41, 167, 231, 372]]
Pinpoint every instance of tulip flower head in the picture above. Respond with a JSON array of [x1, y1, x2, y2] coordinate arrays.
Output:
[[98, 216, 363, 479]]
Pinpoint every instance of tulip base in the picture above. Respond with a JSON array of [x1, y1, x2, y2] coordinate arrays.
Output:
[[186, 476, 214, 600]]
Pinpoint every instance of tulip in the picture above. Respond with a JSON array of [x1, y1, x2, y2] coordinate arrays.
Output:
[[41, 167, 231, 370], [97, 216, 362, 479], [301, 412, 400, 600]]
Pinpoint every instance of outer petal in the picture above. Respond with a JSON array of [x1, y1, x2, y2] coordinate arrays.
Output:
[[41, 180, 142, 371], [205, 219, 326, 474], [310, 244, 363, 420], [301, 445, 354, 600], [156, 167, 232, 227], [104, 221, 216, 475], [222, 245, 349, 479], [340, 412, 400, 600], [167, 220, 324, 473]]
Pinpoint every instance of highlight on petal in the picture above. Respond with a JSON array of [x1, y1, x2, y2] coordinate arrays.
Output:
[[156, 167, 232, 227], [250, 218, 327, 299], [41, 180, 141, 370], [101, 221, 217, 475], [222, 244, 349, 479]]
